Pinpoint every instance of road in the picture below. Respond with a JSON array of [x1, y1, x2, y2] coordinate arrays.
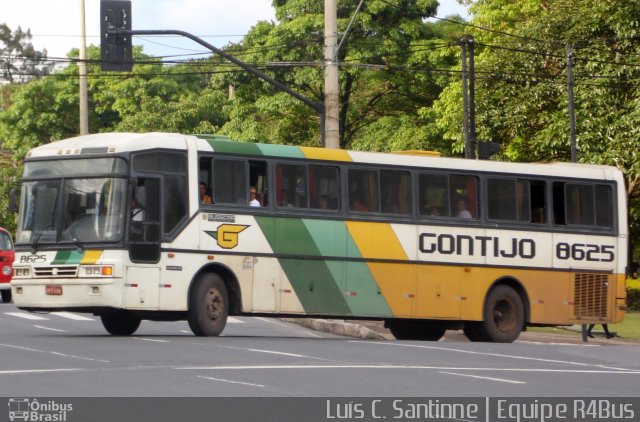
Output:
[[1, 303, 639, 397]]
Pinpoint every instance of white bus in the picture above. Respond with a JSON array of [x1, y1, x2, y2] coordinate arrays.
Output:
[[11, 132, 628, 342]]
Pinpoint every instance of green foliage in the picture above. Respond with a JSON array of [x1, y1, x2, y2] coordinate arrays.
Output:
[[217, 0, 457, 149], [627, 279, 640, 311]]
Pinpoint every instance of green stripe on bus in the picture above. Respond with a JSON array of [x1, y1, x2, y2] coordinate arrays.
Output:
[[257, 143, 305, 158], [206, 139, 263, 156], [255, 216, 351, 315], [303, 219, 392, 317], [52, 250, 85, 265]]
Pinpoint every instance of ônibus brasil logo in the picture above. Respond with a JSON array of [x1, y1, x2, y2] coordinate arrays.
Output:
[[8, 398, 73, 422]]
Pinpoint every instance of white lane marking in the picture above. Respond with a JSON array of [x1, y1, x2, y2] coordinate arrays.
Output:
[[51, 312, 94, 321], [180, 330, 192, 334], [174, 364, 640, 374], [5, 312, 48, 321], [0, 343, 40, 352], [215, 345, 328, 361], [246, 349, 319, 359], [133, 337, 170, 343], [0, 343, 109, 363], [0, 368, 83, 375], [198, 375, 265, 388], [440, 371, 526, 384], [33, 325, 66, 333], [50, 352, 110, 363], [351, 341, 632, 371], [227, 317, 245, 324]]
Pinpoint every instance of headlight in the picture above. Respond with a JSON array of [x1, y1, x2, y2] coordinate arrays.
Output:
[[1, 265, 11, 276], [14, 267, 28, 277]]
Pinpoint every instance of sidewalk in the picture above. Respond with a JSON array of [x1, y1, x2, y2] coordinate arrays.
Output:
[[284, 318, 638, 345]]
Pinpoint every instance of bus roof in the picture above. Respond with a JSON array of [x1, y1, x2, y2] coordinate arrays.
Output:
[[26, 132, 621, 181]]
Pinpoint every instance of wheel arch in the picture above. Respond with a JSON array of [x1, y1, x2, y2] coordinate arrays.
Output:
[[189, 263, 243, 315], [486, 276, 531, 325]]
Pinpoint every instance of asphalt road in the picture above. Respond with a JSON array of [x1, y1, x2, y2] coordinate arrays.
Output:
[[1, 303, 639, 397]]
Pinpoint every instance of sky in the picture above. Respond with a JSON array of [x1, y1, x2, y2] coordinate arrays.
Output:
[[3, 0, 470, 61]]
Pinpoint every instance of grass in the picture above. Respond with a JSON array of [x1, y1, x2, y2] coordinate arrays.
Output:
[[528, 312, 640, 340]]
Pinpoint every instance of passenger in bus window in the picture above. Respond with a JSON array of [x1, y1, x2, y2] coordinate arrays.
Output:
[[316, 195, 330, 210], [131, 193, 145, 222], [199, 182, 213, 204], [456, 198, 472, 219], [249, 187, 261, 207], [350, 193, 369, 212]]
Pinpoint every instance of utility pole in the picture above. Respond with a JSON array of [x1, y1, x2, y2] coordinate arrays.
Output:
[[460, 36, 476, 159], [567, 44, 587, 343], [324, 0, 340, 149], [567, 44, 577, 163], [79, 0, 89, 135]]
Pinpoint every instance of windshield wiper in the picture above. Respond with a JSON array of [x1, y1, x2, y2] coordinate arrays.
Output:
[[31, 224, 53, 254]]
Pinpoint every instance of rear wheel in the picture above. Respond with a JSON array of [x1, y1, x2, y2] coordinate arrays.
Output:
[[100, 311, 141, 336], [188, 273, 229, 336], [1, 290, 11, 303], [478, 285, 524, 343]]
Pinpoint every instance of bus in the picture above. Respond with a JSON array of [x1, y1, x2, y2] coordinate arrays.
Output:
[[11, 132, 628, 342]]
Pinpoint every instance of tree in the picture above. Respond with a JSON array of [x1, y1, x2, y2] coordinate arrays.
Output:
[[0, 23, 53, 83], [215, 0, 462, 150]]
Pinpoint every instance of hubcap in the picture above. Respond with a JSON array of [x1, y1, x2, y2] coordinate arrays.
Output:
[[205, 288, 222, 321]]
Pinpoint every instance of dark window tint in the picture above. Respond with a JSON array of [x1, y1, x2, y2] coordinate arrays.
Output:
[[380, 170, 411, 214], [349, 169, 378, 213], [213, 159, 247, 205], [487, 178, 530, 222]]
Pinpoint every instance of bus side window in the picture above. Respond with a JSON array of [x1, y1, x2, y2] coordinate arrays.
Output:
[[450, 175, 478, 219], [309, 165, 339, 210]]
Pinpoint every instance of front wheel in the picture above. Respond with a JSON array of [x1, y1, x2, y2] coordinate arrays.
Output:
[[101, 311, 141, 336], [188, 273, 229, 336], [478, 285, 525, 343]]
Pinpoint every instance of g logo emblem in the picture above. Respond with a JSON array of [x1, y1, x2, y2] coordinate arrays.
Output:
[[206, 224, 249, 249]]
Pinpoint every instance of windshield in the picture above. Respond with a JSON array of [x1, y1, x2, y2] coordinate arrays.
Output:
[[17, 178, 127, 245]]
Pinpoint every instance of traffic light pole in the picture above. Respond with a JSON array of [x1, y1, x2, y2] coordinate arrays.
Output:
[[111, 28, 325, 145]]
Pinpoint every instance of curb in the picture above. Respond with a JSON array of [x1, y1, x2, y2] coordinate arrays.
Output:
[[282, 318, 391, 340]]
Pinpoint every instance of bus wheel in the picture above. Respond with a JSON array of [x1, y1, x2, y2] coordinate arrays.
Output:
[[188, 273, 228, 336], [1, 290, 11, 303], [100, 311, 141, 336], [480, 285, 524, 343]]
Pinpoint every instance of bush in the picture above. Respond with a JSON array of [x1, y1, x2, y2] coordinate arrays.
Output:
[[626, 279, 640, 311]]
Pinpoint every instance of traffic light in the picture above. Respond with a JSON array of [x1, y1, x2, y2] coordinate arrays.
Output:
[[100, 1, 132, 71]]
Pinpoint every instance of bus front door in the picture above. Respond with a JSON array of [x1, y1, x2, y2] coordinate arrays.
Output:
[[126, 176, 161, 309]]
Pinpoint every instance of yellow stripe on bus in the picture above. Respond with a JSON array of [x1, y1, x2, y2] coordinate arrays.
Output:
[[345, 222, 413, 316], [80, 250, 103, 264], [300, 147, 353, 162]]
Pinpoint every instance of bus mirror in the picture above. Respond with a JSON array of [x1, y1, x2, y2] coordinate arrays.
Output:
[[8, 188, 17, 213]]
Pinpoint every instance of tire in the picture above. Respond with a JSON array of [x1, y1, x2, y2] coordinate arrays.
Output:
[[386, 319, 446, 341], [479, 285, 524, 343], [1, 290, 11, 303], [101, 311, 141, 336], [188, 273, 229, 336]]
